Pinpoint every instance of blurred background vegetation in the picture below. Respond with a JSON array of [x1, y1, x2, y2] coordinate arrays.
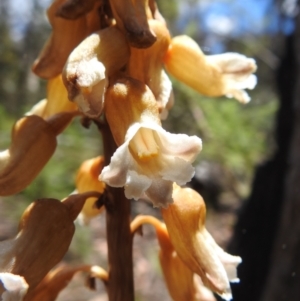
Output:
[[0, 0, 297, 300]]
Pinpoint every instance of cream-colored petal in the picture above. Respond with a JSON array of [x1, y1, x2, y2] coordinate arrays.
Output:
[[0, 273, 28, 301], [63, 26, 130, 117]]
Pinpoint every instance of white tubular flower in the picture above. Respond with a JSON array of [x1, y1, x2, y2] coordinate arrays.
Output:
[[164, 35, 257, 104], [100, 77, 202, 207]]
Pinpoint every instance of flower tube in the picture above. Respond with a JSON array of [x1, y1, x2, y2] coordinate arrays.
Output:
[[162, 184, 241, 300], [127, 19, 173, 119], [164, 35, 257, 103], [100, 76, 202, 207]]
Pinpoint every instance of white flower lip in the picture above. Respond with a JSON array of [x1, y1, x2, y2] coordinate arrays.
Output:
[[99, 122, 202, 207], [0, 273, 29, 301]]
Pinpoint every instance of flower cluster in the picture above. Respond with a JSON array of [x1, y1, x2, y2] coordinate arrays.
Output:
[[0, 0, 257, 300]]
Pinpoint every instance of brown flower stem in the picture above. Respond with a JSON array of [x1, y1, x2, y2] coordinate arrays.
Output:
[[100, 120, 134, 301]]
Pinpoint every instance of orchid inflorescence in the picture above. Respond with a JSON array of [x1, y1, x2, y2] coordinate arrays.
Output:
[[0, 0, 257, 300]]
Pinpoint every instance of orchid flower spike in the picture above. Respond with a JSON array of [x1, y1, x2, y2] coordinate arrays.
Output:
[[164, 35, 257, 104], [100, 76, 202, 207], [127, 19, 173, 119], [161, 184, 242, 300], [75, 156, 106, 224], [63, 25, 130, 118]]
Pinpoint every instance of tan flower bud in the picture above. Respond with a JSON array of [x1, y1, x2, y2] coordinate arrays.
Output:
[[109, 0, 156, 48], [164, 35, 257, 103], [63, 26, 130, 118], [24, 264, 108, 301], [75, 156, 106, 224], [0, 116, 57, 196], [32, 0, 101, 79], [127, 19, 173, 119], [162, 184, 241, 300]]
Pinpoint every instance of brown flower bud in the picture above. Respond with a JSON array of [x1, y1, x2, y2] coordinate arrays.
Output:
[[109, 0, 157, 48]]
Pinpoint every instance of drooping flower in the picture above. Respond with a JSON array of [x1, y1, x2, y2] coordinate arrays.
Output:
[[161, 184, 241, 300], [100, 76, 202, 207], [130, 215, 216, 301], [62, 25, 130, 118], [75, 156, 106, 224], [164, 35, 257, 103]]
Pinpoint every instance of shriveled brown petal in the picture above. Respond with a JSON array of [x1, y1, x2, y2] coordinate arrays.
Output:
[[0, 193, 100, 296], [24, 264, 108, 301], [63, 26, 130, 118], [0, 116, 57, 196], [127, 19, 172, 118], [32, 0, 101, 79], [109, 0, 156, 48], [56, 0, 97, 20]]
